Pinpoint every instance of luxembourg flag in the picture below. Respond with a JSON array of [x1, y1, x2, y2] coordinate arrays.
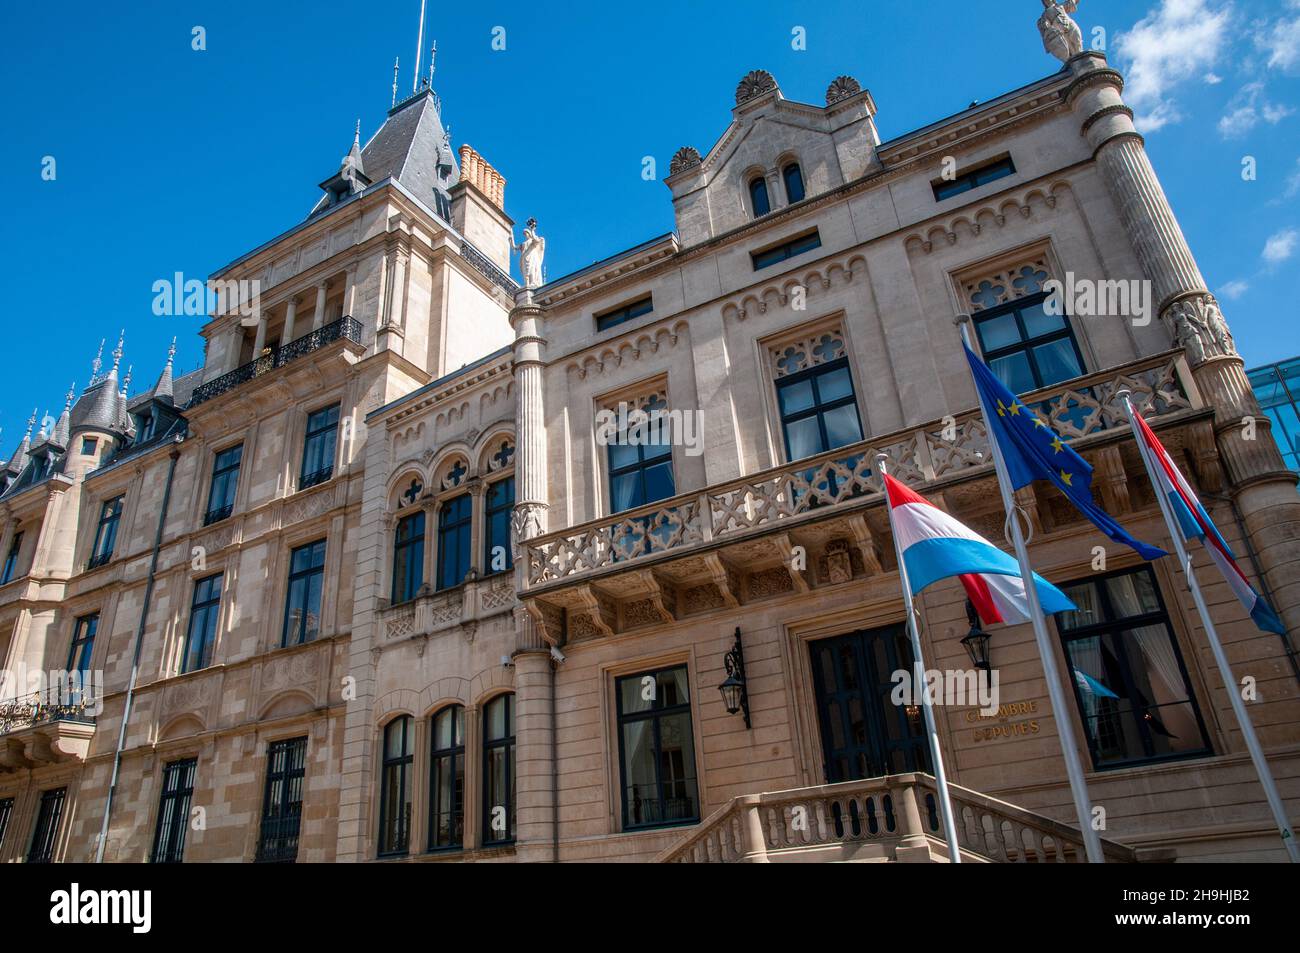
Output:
[[883, 473, 1075, 624], [1131, 410, 1286, 635]]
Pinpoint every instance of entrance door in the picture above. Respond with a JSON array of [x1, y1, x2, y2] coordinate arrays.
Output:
[[810, 625, 930, 783]]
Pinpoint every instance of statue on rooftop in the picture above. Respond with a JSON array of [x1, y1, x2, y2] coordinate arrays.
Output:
[[1038, 0, 1083, 63], [514, 218, 546, 289]]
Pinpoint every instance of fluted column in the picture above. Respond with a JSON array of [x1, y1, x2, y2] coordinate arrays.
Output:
[[1068, 52, 1300, 633], [510, 290, 550, 575]]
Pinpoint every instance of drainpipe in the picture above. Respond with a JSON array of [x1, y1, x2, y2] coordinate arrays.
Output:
[[550, 655, 559, 863], [95, 436, 183, 863]]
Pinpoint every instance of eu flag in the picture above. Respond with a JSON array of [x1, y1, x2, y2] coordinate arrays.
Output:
[[963, 344, 1166, 561]]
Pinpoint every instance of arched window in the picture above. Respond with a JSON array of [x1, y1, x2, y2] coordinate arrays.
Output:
[[749, 176, 771, 217], [482, 694, 515, 846], [783, 162, 805, 203], [428, 705, 465, 851], [391, 511, 425, 604], [378, 716, 413, 857]]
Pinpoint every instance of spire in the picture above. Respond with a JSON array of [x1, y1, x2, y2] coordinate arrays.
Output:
[[121, 364, 133, 396], [152, 337, 176, 405], [428, 40, 436, 88], [36, 409, 50, 442], [111, 329, 124, 373], [392, 56, 399, 109], [6, 410, 36, 473], [51, 382, 74, 447], [90, 338, 105, 383]]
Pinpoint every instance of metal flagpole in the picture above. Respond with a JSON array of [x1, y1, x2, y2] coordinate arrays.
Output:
[[1117, 389, 1300, 863], [956, 316, 1105, 863], [874, 453, 963, 863]]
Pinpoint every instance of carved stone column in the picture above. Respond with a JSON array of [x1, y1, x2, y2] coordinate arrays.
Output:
[[510, 290, 550, 604], [311, 280, 328, 332], [1068, 52, 1300, 633], [511, 634, 555, 862], [282, 295, 298, 343]]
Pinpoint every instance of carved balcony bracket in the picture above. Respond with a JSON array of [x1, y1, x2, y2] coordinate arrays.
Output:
[[1093, 445, 1131, 515], [572, 585, 617, 639], [634, 570, 678, 625], [1013, 485, 1044, 537], [704, 554, 742, 608], [847, 513, 884, 575], [522, 600, 565, 647], [775, 534, 811, 593], [1187, 417, 1224, 494]]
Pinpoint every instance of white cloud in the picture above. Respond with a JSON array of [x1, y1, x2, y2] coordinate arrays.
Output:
[[1217, 82, 1295, 137], [1262, 227, 1298, 264], [1257, 1, 1300, 71], [1218, 279, 1250, 300], [1205, 72, 1224, 84], [1117, 0, 1234, 132]]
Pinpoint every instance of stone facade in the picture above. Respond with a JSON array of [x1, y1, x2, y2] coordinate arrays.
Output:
[[1, 41, 1297, 864]]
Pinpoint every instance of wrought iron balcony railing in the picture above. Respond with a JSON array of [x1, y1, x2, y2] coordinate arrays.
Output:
[[524, 352, 1199, 589], [189, 316, 364, 407], [459, 240, 518, 294], [0, 690, 97, 735]]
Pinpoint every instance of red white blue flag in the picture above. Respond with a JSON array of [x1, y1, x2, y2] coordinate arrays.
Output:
[[1131, 409, 1285, 635]]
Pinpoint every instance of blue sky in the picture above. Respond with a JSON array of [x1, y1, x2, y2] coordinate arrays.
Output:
[[0, 0, 1297, 449]]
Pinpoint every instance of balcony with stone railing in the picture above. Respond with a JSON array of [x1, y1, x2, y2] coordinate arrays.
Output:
[[654, 773, 1141, 863], [523, 351, 1204, 595], [188, 316, 364, 407], [0, 689, 97, 772]]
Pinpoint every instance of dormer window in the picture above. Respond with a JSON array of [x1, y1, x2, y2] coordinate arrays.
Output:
[[749, 177, 771, 217], [136, 412, 155, 443], [783, 163, 805, 203]]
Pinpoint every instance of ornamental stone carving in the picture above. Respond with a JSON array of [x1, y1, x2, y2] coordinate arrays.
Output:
[[825, 75, 862, 105], [670, 146, 702, 175], [1167, 293, 1236, 365], [735, 69, 778, 105], [1038, 1, 1083, 63]]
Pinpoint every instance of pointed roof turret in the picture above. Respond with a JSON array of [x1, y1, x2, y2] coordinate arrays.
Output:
[[151, 338, 177, 405], [5, 410, 36, 474], [50, 383, 75, 448], [79, 330, 126, 434]]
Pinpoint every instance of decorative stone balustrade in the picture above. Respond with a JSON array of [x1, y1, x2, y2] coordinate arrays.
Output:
[[655, 772, 1138, 863], [526, 353, 1197, 589]]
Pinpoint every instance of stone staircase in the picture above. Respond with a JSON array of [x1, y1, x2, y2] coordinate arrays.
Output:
[[654, 772, 1140, 863]]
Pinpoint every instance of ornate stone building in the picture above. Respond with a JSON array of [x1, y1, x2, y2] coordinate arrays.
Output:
[[1, 20, 1297, 863]]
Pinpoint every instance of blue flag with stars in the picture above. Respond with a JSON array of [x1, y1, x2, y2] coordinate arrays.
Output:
[[963, 344, 1166, 561]]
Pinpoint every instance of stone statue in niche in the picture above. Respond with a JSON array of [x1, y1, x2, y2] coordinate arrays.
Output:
[[1038, 1, 1083, 63], [514, 217, 546, 288]]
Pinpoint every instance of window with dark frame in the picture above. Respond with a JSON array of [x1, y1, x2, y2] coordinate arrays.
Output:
[[300, 405, 339, 489], [596, 295, 653, 333], [615, 665, 699, 830], [67, 614, 97, 705], [607, 401, 675, 514], [182, 573, 223, 673], [0, 797, 13, 851], [88, 495, 123, 569], [484, 477, 515, 574], [749, 176, 771, 217], [81, 437, 98, 456], [205, 444, 243, 525], [751, 230, 822, 270], [282, 540, 326, 647], [783, 162, 805, 203], [933, 156, 1016, 201], [482, 694, 515, 846], [1, 531, 23, 584], [151, 757, 197, 863], [391, 511, 425, 604], [256, 736, 307, 863], [973, 291, 1085, 394], [436, 494, 472, 591], [777, 357, 864, 461], [428, 705, 465, 851], [27, 787, 66, 863], [379, 716, 413, 857], [1057, 566, 1212, 770]]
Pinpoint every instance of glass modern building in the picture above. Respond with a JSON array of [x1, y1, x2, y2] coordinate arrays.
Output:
[[1247, 357, 1300, 475]]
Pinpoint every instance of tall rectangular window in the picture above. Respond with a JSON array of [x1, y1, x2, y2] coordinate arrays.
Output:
[[89, 495, 123, 569], [974, 293, 1084, 393], [151, 757, 197, 863], [481, 694, 515, 846], [182, 573, 223, 673], [428, 706, 465, 851], [391, 511, 425, 604], [0, 797, 13, 851], [300, 406, 339, 489], [616, 666, 699, 830], [608, 414, 675, 514], [777, 358, 863, 461], [205, 444, 243, 524], [27, 787, 66, 863], [379, 717, 413, 857], [484, 477, 514, 574], [1058, 567, 1211, 770], [436, 494, 472, 590], [257, 736, 307, 863], [67, 614, 98, 708], [1, 531, 23, 584], [282, 540, 326, 647]]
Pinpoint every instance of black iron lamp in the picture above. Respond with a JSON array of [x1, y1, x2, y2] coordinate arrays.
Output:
[[718, 627, 751, 729], [960, 599, 993, 674]]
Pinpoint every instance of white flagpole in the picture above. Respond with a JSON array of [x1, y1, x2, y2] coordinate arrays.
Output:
[[1117, 388, 1300, 863], [874, 452, 964, 863], [956, 316, 1105, 863]]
